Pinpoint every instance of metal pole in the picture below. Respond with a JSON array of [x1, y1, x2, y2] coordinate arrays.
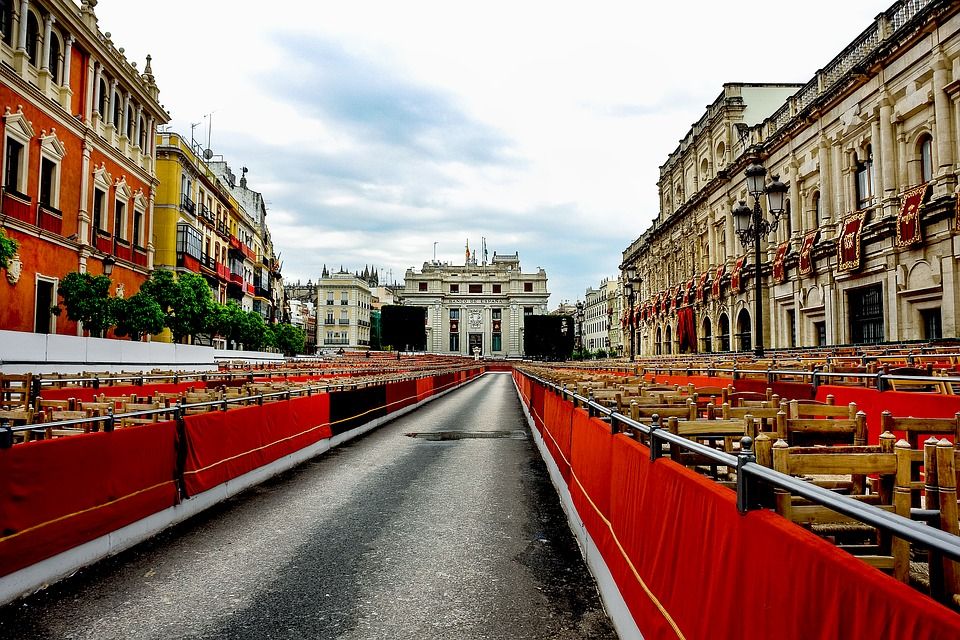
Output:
[[753, 199, 765, 358], [629, 289, 636, 362]]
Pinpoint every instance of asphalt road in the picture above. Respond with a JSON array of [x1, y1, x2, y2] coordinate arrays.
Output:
[[0, 372, 617, 640]]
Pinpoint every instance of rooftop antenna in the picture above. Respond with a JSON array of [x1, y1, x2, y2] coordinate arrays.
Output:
[[433, 241, 438, 262], [203, 111, 215, 160], [189, 121, 201, 151]]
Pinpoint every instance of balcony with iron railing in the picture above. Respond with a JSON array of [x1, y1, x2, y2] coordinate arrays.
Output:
[[199, 252, 217, 273], [198, 204, 215, 226], [338, 319, 350, 325], [181, 194, 196, 215], [215, 220, 230, 238]]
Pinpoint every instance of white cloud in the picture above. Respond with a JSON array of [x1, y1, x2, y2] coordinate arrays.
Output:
[[96, 0, 887, 303]]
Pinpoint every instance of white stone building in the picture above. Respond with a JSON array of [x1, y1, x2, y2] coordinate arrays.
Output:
[[316, 272, 372, 350], [402, 252, 550, 357]]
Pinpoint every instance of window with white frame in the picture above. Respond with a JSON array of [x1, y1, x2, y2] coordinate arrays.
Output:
[[3, 107, 34, 196], [92, 188, 106, 233], [0, 0, 13, 46], [113, 179, 132, 240], [919, 135, 933, 184], [48, 30, 62, 84], [133, 207, 145, 247], [24, 10, 39, 66], [38, 131, 65, 210]]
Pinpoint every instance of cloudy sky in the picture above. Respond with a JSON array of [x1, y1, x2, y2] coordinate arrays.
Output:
[[96, 0, 886, 305]]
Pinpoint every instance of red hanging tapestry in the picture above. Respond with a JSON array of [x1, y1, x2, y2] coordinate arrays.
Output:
[[731, 256, 747, 291], [695, 271, 709, 303], [711, 263, 725, 298], [772, 241, 790, 283], [837, 211, 867, 272], [798, 229, 819, 276], [895, 183, 929, 248], [681, 280, 693, 306]]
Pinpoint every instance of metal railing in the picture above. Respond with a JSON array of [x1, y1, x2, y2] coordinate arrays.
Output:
[[3, 365, 486, 448], [523, 370, 960, 563]]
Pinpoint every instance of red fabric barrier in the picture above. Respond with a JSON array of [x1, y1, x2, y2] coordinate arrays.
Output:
[[0, 422, 178, 577], [40, 381, 206, 403], [531, 383, 545, 430], [734, 378, 816, 401], [416, 377, 434, 400], [183, 398, 330, 496], [386, 380, 418, 413], [817, 385, 960, 444], [524, 372, 960, 639]]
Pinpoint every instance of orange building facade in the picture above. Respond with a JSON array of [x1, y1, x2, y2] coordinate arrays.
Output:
[[0, 0, 168, 335]]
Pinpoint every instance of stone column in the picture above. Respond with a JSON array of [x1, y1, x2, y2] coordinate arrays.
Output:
[[933, 51, 956, 193], [146, 189, 156, 270], [16, 0, 29, 52], [896, 122, 909, 189], [135, 104, 143, 148], [91, 62, 102, 118], [39, 13, 52, 71], [879, 92, 897, 202], [818, 135, 832, 226], [78, 139, 92, 245], [62, 35, 72, 85], [107, 79, 118, 125], [871, 115, 884, 204], [788, 159, 801, 240]]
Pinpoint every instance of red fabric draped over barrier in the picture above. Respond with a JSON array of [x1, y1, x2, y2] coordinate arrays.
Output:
[[817, 385, 960, 444], [0, 422, 178, 577], [40, 381, 206, 403], [386, 380, 418, 413], [517, 373, 960, 639], [416, 377, 435, 400], [183, 395, 331, 496]]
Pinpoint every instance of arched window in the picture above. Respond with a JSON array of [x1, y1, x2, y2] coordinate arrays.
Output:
[[24, 10, 39, 65], [736, 309, 752, 352], [655, 326, 662, 356], [97, 78, 108, 115], [48, 30, 61, 83], [718, 313, 730, 351], [919, 135, 933, 184], [664, 325, 673, 355], [138, 116, 147, 149], [701, 317, 712, 353], [0, 0, 13, 46], [126, 105, 135, 139], [812, 191, 821, 226], [700, 158, 709, 182], [715, 141, 726, 168]]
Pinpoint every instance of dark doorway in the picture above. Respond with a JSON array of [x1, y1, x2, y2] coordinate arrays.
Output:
[[35, 279, 54, 334], [468, 333, 483, 355]]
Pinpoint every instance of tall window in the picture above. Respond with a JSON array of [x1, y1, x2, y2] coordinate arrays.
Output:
[[112, 92, 122, 127], [492, 284, 501, 293], [813, 191, 821, 226], [854, 146, 874, 209], [449, 283, 459, 293], [97, 78, 107, 115], [4, 137, 24, 194], [92, 188, 106, 232], [133, 209, 144, 247], [919, 135, 933, 183], [849, 285, 884, 344], [39, 157, 57, 207], [138, 116, 147, 149], [24, 11, 38, 65], [114, 198, 127, 240], [814, 321, 827, 347], [126, 106, 135, 139]]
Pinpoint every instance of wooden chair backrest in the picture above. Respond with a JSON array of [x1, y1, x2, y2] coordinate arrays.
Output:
[[36, 398, 74, 412], [880, 411, 960, 449], [0, 373, 33, 408], [788, 399, 856, 420], [775, 410, 868, 447], [630, 402, 696, 422]]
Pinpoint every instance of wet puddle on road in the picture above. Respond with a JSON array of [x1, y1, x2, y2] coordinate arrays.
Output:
[[404, 430, 528, 441]]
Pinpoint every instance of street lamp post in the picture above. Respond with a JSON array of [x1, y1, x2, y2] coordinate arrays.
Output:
[[732, 158, 787, 358], [623, 265, 639, 362]]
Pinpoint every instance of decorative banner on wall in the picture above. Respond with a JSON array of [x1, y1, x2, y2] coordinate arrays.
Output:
[[798, 229, 820, 276], [772, 241, 791, 283], [677, 306, 697, 353], [695, 271, 709, 303], [711, 263, 725, 298], [895, 183, 929, 248], [681, 280, 692, 306], [837, 211, 867, 272], [731, 256, 747, 291]]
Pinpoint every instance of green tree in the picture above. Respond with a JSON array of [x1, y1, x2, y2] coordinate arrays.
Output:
[[113, 292, 165, 341], [272, 323, 307, 356], [58, 272, 115, 337], [141, 270, 214, 342], [238, 310, 269, 351], [0, 228, 17, 270], [210, 300, 248, 349]]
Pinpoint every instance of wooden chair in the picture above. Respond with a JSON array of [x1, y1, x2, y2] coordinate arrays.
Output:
[[119, 401, 162, 427], [923, 439, 960, 607], [0, 408, 37, 442], [721, 403, 781, 432], [40, 408, 100, 437], [36, 397, 75, 413], [880, 411, 960, 450], [0, 373, 33, 409], [629, 401, 696, 422], [772, 435, 912, 581]]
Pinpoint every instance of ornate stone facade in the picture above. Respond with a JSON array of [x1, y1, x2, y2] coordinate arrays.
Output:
[[622, 0, 960, 356]]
